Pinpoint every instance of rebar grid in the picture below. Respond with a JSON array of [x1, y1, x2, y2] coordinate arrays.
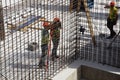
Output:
[[0, 0, 120, 80]]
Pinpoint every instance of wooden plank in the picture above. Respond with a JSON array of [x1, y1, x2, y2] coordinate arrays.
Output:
[[22, 17, 44, 31], [104, 5, 120, 9], [7, 19, 27, 30], [8, 16, 45, 32], [28, 27, 42, 30], [83, 0, 96, 46], [26, 17, 50, 31]]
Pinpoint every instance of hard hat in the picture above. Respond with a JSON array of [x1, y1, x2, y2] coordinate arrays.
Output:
[[110, 1, 115, 6], [53, 17, 60, 22], [43, 22, 50, 27]]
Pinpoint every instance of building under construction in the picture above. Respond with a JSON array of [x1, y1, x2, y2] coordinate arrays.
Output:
[[0, 0, 120, 80]]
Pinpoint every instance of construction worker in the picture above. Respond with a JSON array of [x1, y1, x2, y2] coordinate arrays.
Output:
[[38, 22, 51, 68], [106, 1, 118, 39], [50, 17, 62, 61]]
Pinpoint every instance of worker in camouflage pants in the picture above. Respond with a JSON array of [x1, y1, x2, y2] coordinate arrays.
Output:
[[50, 18, 62, 61]]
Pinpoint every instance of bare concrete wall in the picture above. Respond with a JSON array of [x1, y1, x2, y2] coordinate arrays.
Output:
[[80, 65, 120, 80], [66, 71, 77, 80], [53, 60, 120, 80]]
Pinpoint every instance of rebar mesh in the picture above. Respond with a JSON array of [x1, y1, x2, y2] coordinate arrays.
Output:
[[77, 0, 120, 67], [0, 0, 77, 79], [0, 0, 120, 80]]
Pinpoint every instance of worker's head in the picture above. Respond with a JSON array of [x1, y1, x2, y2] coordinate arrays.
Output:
[[43, 22, 50, 29], [110, 1, 115, 7], [53, 17, 60, 22]]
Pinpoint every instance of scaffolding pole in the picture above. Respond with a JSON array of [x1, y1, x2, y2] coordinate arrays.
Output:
[[83, 0, 96, 46], [70, 0, 96, 46]]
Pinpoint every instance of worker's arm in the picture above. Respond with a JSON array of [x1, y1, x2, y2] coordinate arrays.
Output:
[[104, 5, 120, 9], [104, 4, 110, 8]]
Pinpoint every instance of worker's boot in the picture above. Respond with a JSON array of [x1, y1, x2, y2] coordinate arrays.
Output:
[[107, 32, 116, 39]]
